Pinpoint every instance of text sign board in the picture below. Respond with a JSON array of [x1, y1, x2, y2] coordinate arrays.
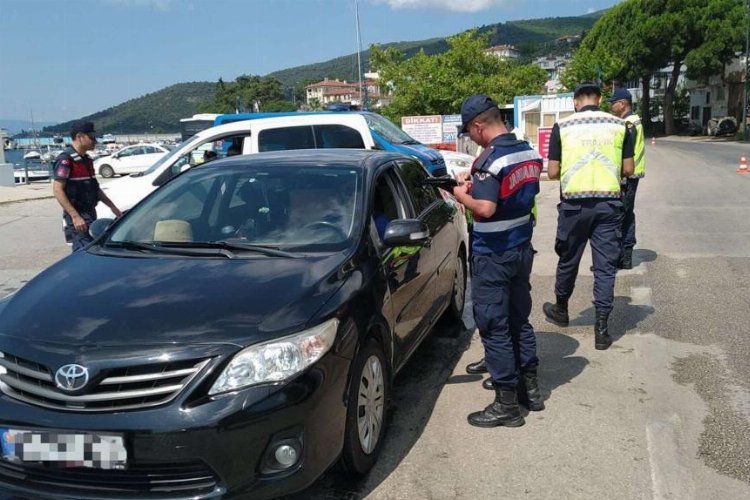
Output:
[[442, 114, 462, 143], [401, 115, 443, 144], [537, 127, 553, 160]]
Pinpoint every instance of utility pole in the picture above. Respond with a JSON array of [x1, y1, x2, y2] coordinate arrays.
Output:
[[355, 0, 364, 108], [744, 0, 749, 140]]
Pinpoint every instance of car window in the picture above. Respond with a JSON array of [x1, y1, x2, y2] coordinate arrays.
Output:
[[396, 160, 439, 215], [314, 125, 365, 149], [118, 147, 136, 157], [110, 165, 363, 252], [144, 146, 160, 154], [371, 170, 406, 241], [258, 126, 314, 152]]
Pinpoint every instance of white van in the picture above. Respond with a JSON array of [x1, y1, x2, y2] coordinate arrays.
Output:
[[94, 113, 447, 219]]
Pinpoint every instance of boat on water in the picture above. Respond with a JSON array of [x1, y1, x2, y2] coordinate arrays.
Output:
[[23, 150, 41, 160]]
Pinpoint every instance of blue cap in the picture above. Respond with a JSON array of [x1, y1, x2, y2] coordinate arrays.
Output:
[[607, 87, 632, 103], [460, 94, 498, 133], [573, 82, 601, 98]]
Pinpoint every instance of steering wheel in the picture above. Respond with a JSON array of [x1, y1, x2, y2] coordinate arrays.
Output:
[[302, 221, 347, 240]]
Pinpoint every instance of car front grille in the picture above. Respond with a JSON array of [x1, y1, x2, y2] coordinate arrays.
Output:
[[0, 459, 223, 498], [0, 351, 209, 412]]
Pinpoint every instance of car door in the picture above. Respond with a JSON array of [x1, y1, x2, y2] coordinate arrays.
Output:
[[116, 146, 143, 174], [371, 165, 435, 370], [395, 159, 457, 323]]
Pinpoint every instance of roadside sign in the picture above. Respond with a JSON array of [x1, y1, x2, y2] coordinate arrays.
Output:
[[442, 114, 462, 143], [537, 127, 553, 160], [401, 115, 443, 144]]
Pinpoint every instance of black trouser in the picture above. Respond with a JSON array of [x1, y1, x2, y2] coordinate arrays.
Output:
[[63, 209, 96, 252], [471, 242, 538, 387], [554, 199, 622, 314], [620, 178, 639, 257]]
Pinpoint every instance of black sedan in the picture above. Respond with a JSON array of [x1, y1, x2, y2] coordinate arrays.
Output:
[[0, 150, 468, 499]]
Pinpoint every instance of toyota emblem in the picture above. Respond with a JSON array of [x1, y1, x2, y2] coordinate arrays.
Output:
[[55, 364, 90, 391]]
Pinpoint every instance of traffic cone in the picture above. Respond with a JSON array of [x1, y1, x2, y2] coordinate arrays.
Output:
[[738, 155, 748, 173], [651, 137, 656, 146]]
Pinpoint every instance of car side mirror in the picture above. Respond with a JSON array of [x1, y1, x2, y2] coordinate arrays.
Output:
[[89, 218, 115, 239], [382, 219, 429, 247], [180, 164, 191, 173]]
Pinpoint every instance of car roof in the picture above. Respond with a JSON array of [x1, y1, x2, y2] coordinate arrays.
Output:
[[195, 112, 374, 139], [194, 149, 409, 172]]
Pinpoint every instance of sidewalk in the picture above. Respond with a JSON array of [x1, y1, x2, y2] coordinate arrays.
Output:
[[0, 181, 55, 205]]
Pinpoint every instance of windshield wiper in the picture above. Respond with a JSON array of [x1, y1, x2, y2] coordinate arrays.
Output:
[[178, 241, 299, 258], [103, 240, 235, 258], [399, 139, 421, 145]]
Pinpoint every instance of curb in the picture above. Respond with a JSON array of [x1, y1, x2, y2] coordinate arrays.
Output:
[[0, 195, 56, 206]]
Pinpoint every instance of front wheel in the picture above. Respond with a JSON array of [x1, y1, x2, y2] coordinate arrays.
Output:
[[445, 248, 467, 322], [341, 339, 388, 476], [99, 164, 115, 178]]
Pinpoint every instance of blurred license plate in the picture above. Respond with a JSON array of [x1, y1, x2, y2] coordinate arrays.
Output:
[[1, 428, 127, 469]]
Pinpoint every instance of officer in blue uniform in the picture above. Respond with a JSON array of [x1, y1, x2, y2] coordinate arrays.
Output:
[[52, 121, 121, 251], [452, 94, 544, 428], [542, 83, 635, 350]]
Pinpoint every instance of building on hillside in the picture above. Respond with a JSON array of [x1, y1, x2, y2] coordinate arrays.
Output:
[[683, 56, 747, 132], [485, 44, 520, 60], [533, 54, 571, 94], [305, 73, 391, 109]]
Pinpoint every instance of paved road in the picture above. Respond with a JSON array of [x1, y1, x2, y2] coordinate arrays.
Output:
[[1, 139, 749, 499]]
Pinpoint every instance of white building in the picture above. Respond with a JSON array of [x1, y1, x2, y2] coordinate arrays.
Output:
[[485, 44, 520, 60]]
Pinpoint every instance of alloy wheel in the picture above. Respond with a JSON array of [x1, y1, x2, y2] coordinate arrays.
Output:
[[356, 355, 385, 455]]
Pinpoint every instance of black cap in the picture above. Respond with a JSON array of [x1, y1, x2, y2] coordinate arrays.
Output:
[[607, 87, 632, 103], [573, 82, 601, 98], [70, 120, 96, 137], [460, 94, 498, 133]]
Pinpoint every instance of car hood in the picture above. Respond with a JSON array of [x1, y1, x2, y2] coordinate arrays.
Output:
[[0, 251, 348, 348]]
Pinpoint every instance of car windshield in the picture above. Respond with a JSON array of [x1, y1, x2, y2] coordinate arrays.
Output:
[[364, 113, 420, 145], [107, 163, 363, 253], [140, 134, 202, 175]]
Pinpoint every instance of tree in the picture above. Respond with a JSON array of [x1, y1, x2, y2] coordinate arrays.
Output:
[[370, 31, 547, 123], [198, 75, 297, 113], [565, 0, 745, 135]]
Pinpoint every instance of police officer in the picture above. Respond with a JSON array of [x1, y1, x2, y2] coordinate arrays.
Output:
[[452, 94, 544, 428], [53, 121, 121, 252], [542, 83, 635, 350], [608, 88, 644, 270]]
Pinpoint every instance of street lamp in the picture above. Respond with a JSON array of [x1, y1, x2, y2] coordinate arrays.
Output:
[[744, 0, 749, 140]]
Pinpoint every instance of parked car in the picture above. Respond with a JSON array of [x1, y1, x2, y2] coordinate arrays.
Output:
[[93, 113, 447, 220], [705, 116, 738, 137], [439, 149, 475, 180], [0, 150, 468, 499], [94, 143, 170, 178]]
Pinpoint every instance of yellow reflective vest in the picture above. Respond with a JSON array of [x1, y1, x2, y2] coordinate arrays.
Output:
[[624, 113, 645, 178], [558, 110, 626, 200]]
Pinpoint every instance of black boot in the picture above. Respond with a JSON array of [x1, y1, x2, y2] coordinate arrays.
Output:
[[543, 297, 569, 327], [468, 386, 525, 428], [466, 358, 488, 374], [595, 311, 612, 350], [618, 248, 633, 270], [482, 377, 494, 390], [518, 371, 545, 411]]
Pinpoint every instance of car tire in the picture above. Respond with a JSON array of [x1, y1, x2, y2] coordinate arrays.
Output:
[[99, 164, 115, 178], [341, 338, 389, 476], [445, 247, 467, 322]]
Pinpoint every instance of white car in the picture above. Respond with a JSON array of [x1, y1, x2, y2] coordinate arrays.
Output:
[[93, 143, 169, 178], [439, 150, 475, 180]]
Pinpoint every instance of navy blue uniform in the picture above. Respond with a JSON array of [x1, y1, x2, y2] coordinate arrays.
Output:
[[548, 105, 635, 313], [53, 148, 100, 251], [470, 134, 542, 387]]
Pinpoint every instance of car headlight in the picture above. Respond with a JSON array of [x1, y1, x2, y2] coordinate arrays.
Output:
[[209, 318, 339, 395]]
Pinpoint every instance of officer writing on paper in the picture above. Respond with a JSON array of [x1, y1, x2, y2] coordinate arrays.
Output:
[[451, 94, 544, 428], [542, 82, 635, 350]]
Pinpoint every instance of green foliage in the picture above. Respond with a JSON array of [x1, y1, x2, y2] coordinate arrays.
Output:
[[370, 31, 547, 122], [198, 75, 294, 114], [43, 82, 215, 134], [566, 0, 745, 134]]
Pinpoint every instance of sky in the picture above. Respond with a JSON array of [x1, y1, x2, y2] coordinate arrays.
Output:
[[0, 0, 621, 125]]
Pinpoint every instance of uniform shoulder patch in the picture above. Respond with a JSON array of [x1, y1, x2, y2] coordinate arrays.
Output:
[[475, 172, 490, 181]]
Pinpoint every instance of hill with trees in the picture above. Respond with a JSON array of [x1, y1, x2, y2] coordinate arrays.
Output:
[[41, 13, 599, 133]]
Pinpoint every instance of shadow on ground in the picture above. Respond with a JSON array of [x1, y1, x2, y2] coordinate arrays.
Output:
[[281, 311, 475, 500]]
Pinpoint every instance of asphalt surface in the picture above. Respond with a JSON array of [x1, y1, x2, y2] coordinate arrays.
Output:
[[1, 138, 749, 499]]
